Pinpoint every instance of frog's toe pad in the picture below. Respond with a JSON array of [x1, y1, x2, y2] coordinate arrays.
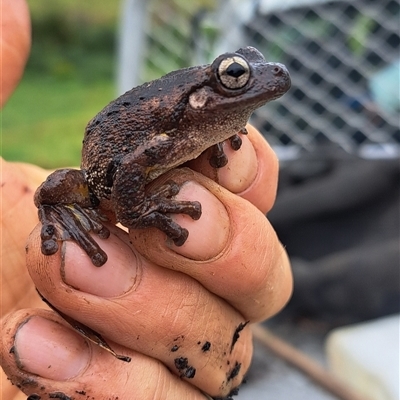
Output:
[[91, 252, 108, 267], [188, 201, 202, 220], [209, 150, 228, 168], [173, 229, 189, 246], [41, 237, 59, 255], [229, 134, 243, 151]]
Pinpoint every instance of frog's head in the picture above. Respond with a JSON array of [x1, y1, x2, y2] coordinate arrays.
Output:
[[184, 46, 290, 140]]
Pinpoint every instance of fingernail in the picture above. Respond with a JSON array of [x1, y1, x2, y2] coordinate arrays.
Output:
[[169, 181, 230, 260], [62, 231, 139, 297], [14, 316, 90, 380], [218, 135, 258, 194]]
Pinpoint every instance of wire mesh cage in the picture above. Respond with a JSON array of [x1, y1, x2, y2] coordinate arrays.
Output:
[[243, 0, 400, 158], [134, 0, 399, 158]]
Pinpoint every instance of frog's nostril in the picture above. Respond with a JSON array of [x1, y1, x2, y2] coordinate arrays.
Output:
[[272, 66, 282, 75]]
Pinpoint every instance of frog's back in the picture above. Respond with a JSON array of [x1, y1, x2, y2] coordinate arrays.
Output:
[[81, 65, 207, 198], [85, 65, 206, 137]]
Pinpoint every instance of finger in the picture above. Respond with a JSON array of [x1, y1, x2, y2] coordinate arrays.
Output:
[[187, 125, 279, 214], [131, 168, 293, 322], [26, 224, 253, 398], [1, 309, 207, 400], [1, 0, 31, 107], [1, 159, 50, 315]]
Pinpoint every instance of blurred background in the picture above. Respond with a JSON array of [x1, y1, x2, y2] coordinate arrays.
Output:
[[3, 0, 399, 399], [3, 0, 399, 166]]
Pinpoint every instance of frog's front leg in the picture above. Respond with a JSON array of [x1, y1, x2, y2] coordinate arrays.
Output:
[[209, 127, 248, 168], [112, 154, 202, 246], [34, 169, 110, 266]]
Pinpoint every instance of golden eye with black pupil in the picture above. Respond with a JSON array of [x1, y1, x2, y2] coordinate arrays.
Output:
[[218, 56, 250, 90]]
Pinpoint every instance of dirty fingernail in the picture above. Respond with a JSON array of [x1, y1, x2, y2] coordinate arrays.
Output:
[[13, 316, 90, 380], [170, 182, 230, 260], [62, 231, 139, 297]]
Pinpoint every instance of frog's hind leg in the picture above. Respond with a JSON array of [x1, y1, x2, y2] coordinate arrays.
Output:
[[35, 169, 109, 267], [112, 158, 201, 246], [130, 195, 202, 246]]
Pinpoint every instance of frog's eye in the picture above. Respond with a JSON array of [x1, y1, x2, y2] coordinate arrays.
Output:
[[218, 56, 250, 90]]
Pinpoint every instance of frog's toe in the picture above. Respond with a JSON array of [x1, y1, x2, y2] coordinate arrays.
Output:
[[41, 237, 59, 255], [173, 229, 189, 246], [90, 251, 108, 267], [239, 126, 248, 135], [186, 201, 202, 220], [97, 226, 111, 239], [40, 224, 59, 255], [209, 142, 228, 168], [155, 199, 202, 220], [130, 211, 190, 245], [229, 134, 242, 151], [156, 180, 180, 198]]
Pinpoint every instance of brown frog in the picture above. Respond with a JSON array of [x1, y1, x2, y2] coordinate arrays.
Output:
[[34, 46, 291, 267]]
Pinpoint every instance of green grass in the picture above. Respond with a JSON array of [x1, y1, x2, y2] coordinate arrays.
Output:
[[1, 0, 204, 168], [2, 75, 115, 168], [2, 0, 119, 168], [28, 0, 119, 24]]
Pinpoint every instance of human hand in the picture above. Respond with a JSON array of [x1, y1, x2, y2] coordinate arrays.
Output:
[[1, 125, 292, 399], [0, 0, 291, 397]]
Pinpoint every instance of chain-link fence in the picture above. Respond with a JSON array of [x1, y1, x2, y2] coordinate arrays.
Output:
[[123, 0, 399, 159]]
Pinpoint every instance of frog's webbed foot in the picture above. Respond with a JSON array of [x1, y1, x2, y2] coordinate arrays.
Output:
[[114, 178, 202, 246], [209, 127, 248, 168], [38, 204, 109, 266], [35, 169, 110, 267], [137, 182, 202, 246]]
